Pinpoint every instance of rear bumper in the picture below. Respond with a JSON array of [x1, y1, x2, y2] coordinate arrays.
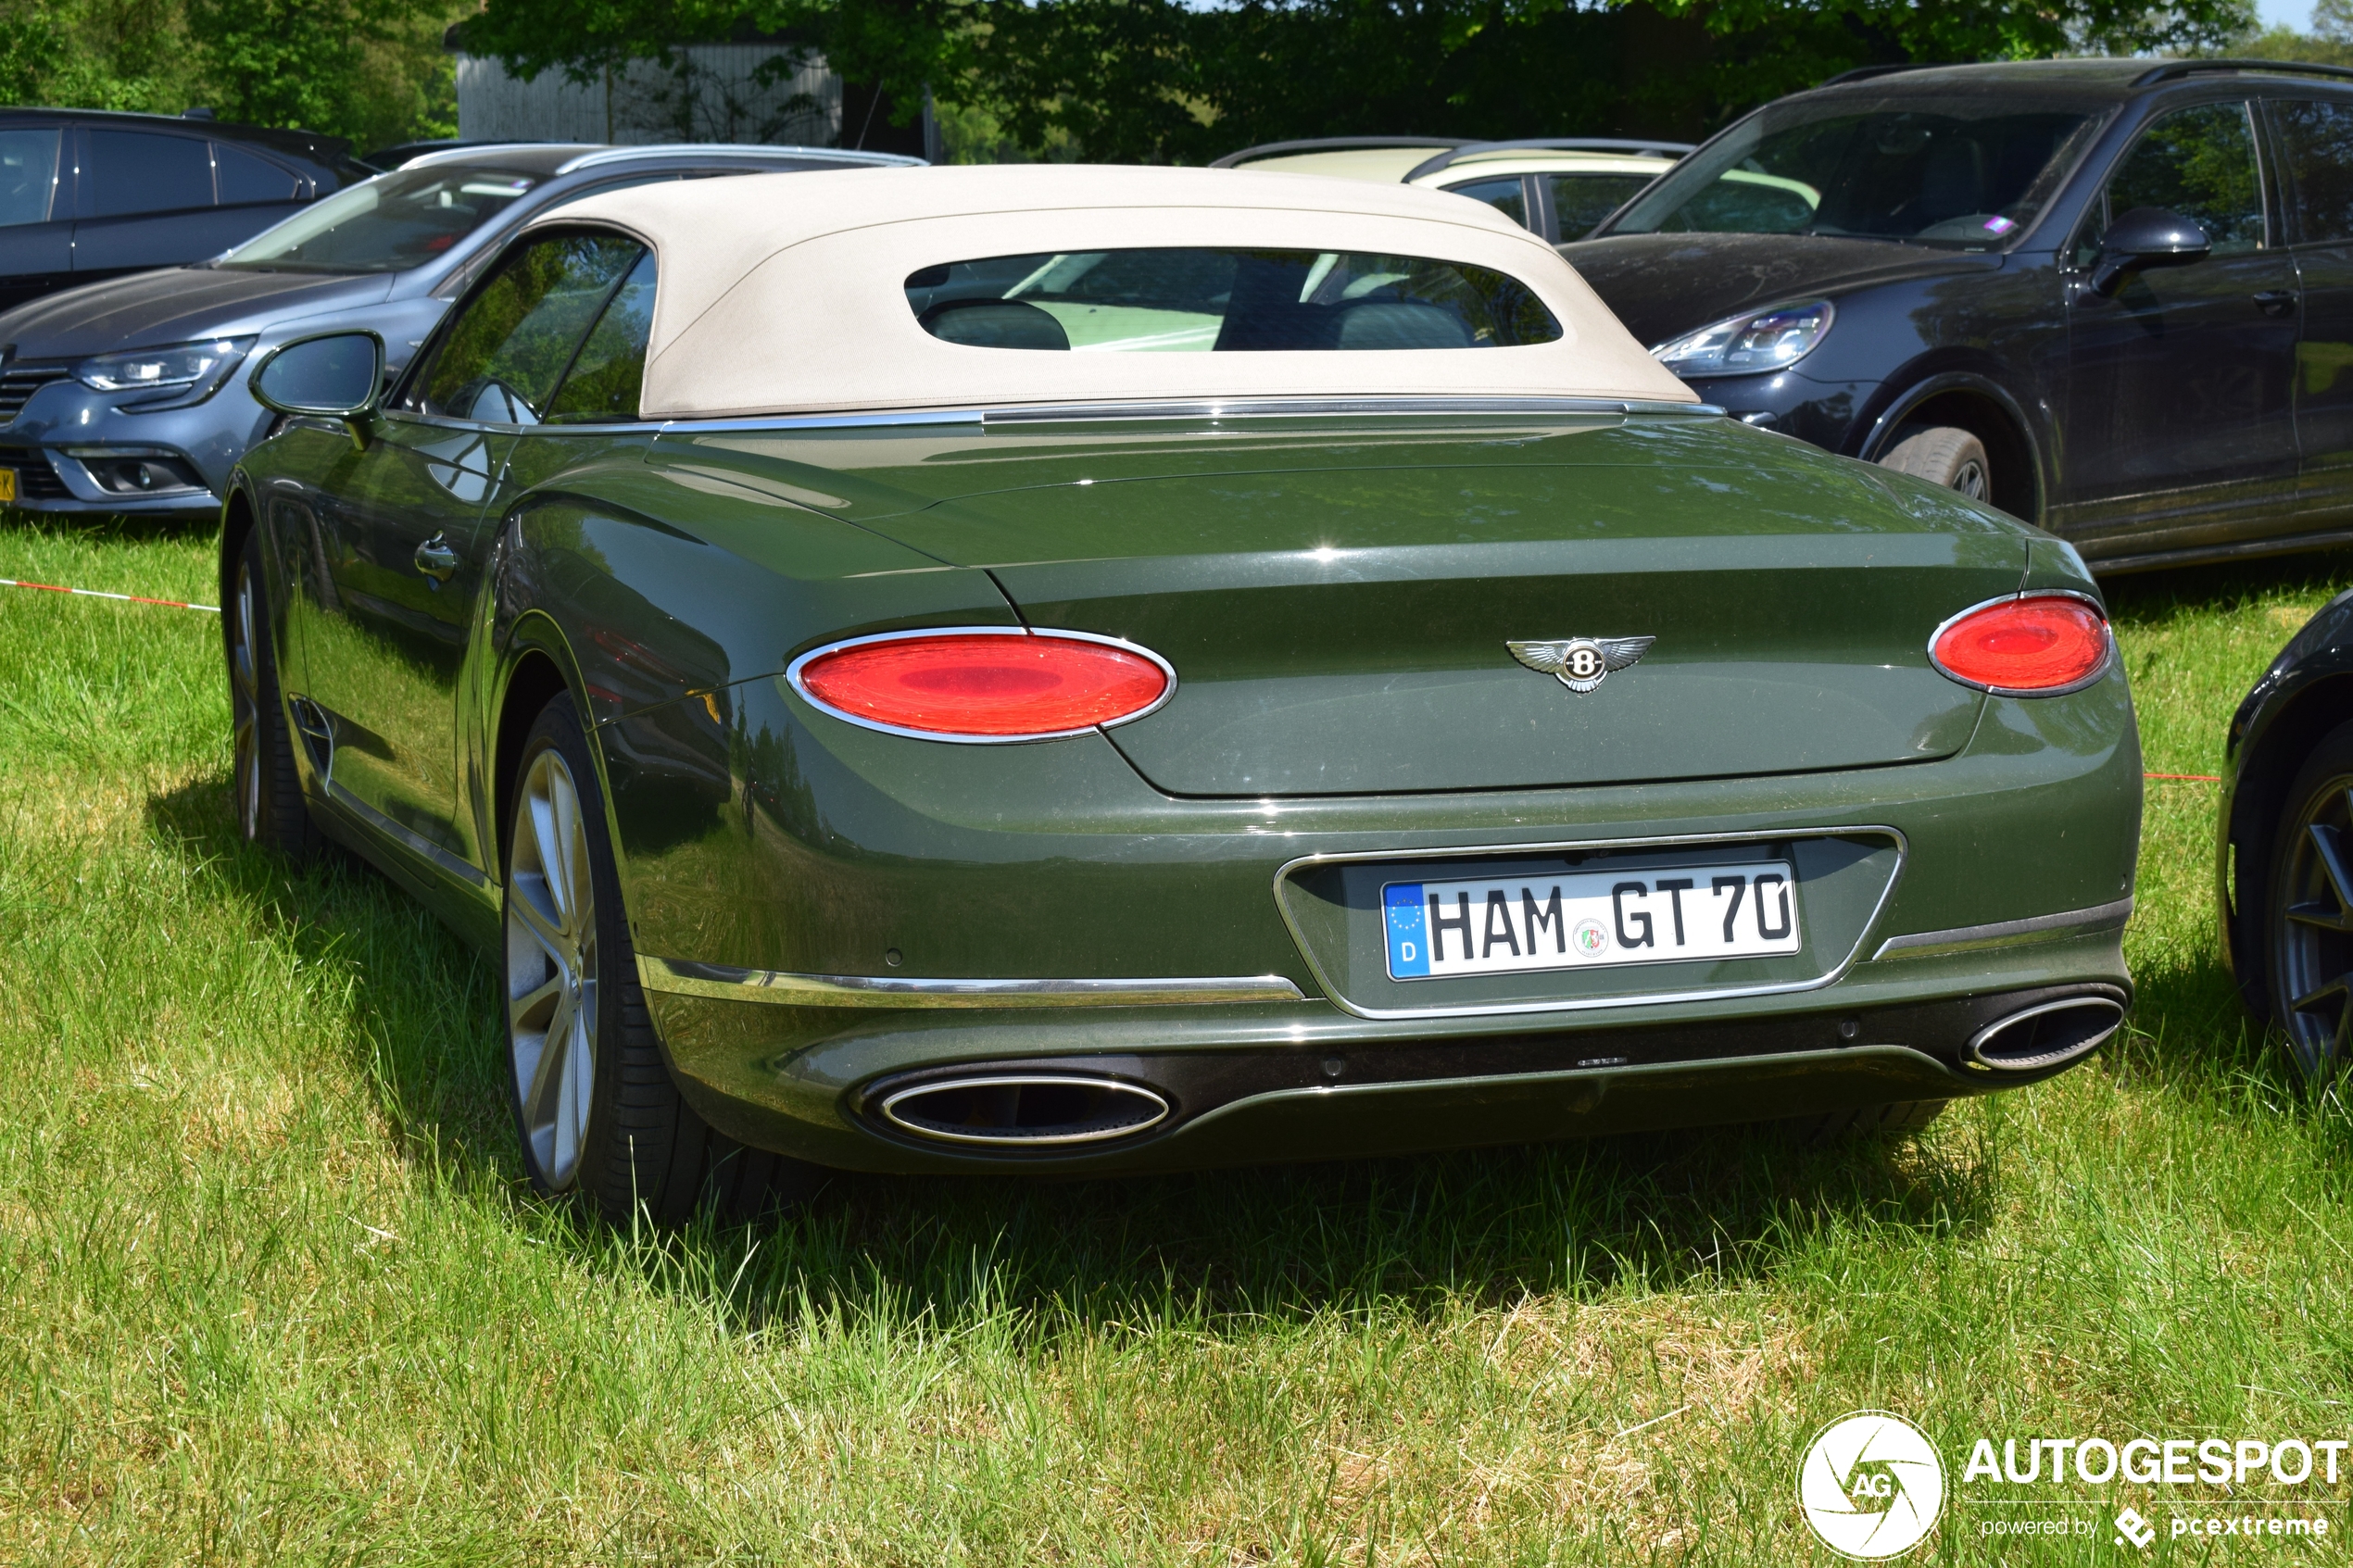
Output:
[[614, 649, 2141, 1174], [646, 923, 2130, 1173]]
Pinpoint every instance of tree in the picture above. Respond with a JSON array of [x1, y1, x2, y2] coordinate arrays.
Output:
[[0, 0, 463, 149], [462, 0, 2260, 164]]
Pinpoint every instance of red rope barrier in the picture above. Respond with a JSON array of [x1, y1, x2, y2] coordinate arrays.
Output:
[[0, 575, 217, 612]]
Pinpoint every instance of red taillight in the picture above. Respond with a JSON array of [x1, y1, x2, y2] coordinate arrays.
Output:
[[793, 631, 1171, 739], [1930, 595, 2111, 694]]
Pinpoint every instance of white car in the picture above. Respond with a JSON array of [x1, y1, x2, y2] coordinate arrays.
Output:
[[1211, 136, 1692, 242]]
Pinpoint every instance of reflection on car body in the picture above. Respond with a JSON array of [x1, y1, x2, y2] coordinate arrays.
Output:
[[221, 165, 2143, 1222]]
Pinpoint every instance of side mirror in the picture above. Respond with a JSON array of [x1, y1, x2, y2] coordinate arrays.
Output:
[[250, 331, 384, 447], [2090, 207, 2211, 297]]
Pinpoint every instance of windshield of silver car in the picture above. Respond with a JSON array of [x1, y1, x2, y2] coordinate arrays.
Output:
[[1605, 98, 2106, 248], [903, 248, 1563, 351], [217, 166, 540, 273]]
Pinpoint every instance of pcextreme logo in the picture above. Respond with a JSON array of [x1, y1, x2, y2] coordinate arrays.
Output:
[[1797, 1411, 1947, 1560]]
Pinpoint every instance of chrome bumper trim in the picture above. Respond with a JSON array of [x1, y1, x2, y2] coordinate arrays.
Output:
[[636, 955, 1308, 1008], [1872, 896, 2133, 962]]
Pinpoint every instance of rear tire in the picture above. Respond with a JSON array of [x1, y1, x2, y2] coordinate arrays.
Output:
[[226, 530, 321, 859], [1787, 1099, 1948, 1144], [502, 694, 823, 1224], [1878, 424, 1991, 503]]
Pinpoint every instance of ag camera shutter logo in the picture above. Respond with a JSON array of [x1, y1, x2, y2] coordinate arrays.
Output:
[[1797, 1411, 1945, 1559]]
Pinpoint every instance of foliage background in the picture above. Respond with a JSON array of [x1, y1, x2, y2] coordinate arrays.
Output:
[[0, 0, 2331, 161], [460, 0, 2270, 166], [0, 0, 466, 153]]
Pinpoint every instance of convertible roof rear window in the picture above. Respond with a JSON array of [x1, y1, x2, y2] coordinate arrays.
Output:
[[903, 247, 1563, 351]]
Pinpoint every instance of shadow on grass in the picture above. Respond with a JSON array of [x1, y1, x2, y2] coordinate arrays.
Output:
[[2101, 546, 2353, 626], [0, 505, 219, 548], [145, 766, 2009, 1332]]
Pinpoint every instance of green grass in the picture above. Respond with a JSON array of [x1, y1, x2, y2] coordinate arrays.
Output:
[[5, 514, 2353, 1562]]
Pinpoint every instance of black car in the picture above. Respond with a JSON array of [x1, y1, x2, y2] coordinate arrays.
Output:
[[1561, 58, 2353, 572], [0, 107, 371, 313], [2217, 592, 2353, 1073]]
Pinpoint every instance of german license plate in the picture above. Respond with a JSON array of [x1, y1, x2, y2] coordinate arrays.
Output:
[[1383, 860, 1800, 979], [0, 468, 19, 503]]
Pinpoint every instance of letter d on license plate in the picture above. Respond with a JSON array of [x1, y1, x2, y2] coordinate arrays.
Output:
[[1383, 860, 1800, 980]]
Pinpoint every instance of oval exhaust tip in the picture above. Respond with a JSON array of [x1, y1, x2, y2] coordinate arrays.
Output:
[[1966, 997, 2124, 1073], [878, 1074, 1170, 1147]]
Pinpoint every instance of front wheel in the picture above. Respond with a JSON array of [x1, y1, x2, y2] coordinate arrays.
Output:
[[2265, 718, 2353, 1078], [1878, 424, 1991, 504], [502, 695, 820, 1223]]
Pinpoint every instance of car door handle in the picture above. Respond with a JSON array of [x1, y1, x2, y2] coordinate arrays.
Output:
[[413, 535, 459, 583], [2255, 289, 2296, 316]]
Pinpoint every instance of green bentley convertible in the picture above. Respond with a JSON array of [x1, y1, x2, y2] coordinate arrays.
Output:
[[219, 165, 2141, 1220]]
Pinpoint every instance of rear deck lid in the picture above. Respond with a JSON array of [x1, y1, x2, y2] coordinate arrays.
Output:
[[671, 415, 2028, 795]]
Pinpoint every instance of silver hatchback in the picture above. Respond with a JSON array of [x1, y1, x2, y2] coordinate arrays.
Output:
[[0, 142, 918, 519]]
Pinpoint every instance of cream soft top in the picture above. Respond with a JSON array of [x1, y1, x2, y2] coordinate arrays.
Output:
[[551, 163, 1698, 419]]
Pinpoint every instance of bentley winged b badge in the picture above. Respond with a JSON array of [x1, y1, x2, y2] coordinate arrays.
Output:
[[1507, 635, 1655, 694]]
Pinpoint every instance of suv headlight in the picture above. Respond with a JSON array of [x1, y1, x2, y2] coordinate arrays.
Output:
[[1651, 302, 1833, 376], [74, 336, 257, 406]]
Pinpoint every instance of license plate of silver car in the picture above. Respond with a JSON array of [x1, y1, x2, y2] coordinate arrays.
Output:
[[1382, 860, 1801, 979]]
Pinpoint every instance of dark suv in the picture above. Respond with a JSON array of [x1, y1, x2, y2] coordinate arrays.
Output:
[[1561, 58, 2353, 572], [0, 107, 370, 313]]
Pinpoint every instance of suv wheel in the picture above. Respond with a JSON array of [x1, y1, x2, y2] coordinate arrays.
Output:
[[1880, 424, 1990, 503]]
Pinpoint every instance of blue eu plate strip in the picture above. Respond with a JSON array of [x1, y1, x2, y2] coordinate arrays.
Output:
[[1384, 883, 1428, 977]]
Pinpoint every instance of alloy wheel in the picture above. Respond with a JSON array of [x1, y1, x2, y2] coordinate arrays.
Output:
[[229, 560, 261, 841], [2276, 777, 2353, 1076], [1952, 458, 1989, 503], [507, 749, 599, 1189]]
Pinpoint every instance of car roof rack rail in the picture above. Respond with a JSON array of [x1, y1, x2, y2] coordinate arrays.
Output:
[[2133, 57, 2353, 87], [1817, 62, 1956, 87], [1209, 136, 1465, 169], [1402, 137, 1696, 181], [557, 144, 925, 174]]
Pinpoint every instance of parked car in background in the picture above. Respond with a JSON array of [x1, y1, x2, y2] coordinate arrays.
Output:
[[0, 107, 371, 313], [2216, 593, 2353, 1073], [1562, 57, 2353, 572], [1213, 136, 1693, 243], [359, 139, 509, 172], [221, 164, 2137, 1221], [0, 142, 919, 519]]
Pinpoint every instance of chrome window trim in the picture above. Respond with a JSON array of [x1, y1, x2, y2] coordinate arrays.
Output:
[[781, 624, 1178, 746], [644, 396, 1722, 436], [977, 396, 1721, 423], [656, 409, 982, 435], [1271, 825, 1906, 1022], [1872, 896, 2133, 961], [636, 955, 1307, 1009]]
